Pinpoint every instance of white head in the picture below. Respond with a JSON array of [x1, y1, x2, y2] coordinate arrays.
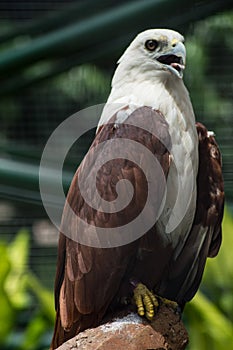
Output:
[[112, 29, 186, 87]]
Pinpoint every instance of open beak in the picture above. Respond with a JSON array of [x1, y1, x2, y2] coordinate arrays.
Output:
[[157, 41, 186, 78]]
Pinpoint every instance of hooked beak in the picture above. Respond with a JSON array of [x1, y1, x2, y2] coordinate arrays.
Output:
[[157, 41, 186, 78]]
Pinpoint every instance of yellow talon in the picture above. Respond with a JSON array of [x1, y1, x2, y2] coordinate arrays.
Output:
[[133, 283, 158, 321], [148, 290, 159, 308], [138, 308, 144, 316], [135, 293, 144, 316], [133, 282, 179, 320]]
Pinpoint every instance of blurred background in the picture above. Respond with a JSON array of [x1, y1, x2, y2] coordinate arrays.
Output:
[[0, 1, 232, 349]]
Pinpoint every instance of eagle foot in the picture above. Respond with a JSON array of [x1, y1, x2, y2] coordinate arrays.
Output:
[[157, 295, 180, 313], [133, 283, 159, 320]]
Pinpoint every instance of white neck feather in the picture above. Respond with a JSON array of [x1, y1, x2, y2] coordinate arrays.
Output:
[[97, 64, 199, 246], [99, 68, 195, 135]]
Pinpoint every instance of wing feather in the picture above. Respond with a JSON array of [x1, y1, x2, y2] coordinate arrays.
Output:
[[193, 123, 224, 257], [51, 107, 171, 349], [160, 122, 224, 304]]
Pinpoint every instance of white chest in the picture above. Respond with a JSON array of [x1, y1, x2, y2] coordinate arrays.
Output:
[[99, 78, 198, 249]]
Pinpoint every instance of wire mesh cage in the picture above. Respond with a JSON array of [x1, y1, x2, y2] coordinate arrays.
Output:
[[0, 1, 232, 349]]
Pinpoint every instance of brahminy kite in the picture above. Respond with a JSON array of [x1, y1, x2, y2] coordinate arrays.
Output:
[[51, 29, 224, 349]]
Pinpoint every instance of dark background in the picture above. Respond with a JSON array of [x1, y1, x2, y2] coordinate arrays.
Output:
[[0, 1, 232, 349]]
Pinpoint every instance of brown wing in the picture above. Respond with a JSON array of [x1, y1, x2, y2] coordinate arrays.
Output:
[[194, 123, 224, 258], [182, 122, 224, 301], [158, 122, 224, 305], [51, 106, 171, 349]]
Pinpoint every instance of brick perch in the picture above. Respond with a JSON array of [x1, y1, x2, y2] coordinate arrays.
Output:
[[55, 304, 189, 350]]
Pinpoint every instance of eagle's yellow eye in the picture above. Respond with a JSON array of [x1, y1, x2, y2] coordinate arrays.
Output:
[[145, 39, 158, 51]]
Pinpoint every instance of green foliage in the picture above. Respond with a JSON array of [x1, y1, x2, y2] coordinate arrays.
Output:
[[183, 14, 233, 346], [0, 230, 54, 350], [185, 11, 233, 202], [184, 209, 233, 349], [203, 208, 233, 320], [0, 243, 15, 341], [54, 64, 110, 106], [185, 11, 233, 126], [5, 229, 31, 309]]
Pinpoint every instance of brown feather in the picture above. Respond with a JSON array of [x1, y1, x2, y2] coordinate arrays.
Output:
[[51, 107, 171, 349], [195, 123, 224, 258], [155, 122, 224, 304], [50, 110, 224, 349]]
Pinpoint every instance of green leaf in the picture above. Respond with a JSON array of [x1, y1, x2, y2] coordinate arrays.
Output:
[[185, 208, 233, 349], [25, 272, 55, 323], [20, 313, 48, 350], [0, 243, 15, 342], [5, 229, 31, 309], [185, 291, 233, 350], [202, 209, 233, 319]]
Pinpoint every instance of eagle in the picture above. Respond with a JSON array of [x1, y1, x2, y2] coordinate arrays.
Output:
[[51, 29, 224, 349]]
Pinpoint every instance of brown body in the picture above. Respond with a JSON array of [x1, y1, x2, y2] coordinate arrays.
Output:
[[51, 108, 224, 349]]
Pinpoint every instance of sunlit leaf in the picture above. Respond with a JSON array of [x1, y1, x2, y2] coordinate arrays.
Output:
[[5, 229, 31, 309], [0, 243, 15, 342]]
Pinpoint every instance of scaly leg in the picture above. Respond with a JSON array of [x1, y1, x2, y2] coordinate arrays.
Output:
[[133, 283, 159, 320], [132, 282, 179, 320]]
